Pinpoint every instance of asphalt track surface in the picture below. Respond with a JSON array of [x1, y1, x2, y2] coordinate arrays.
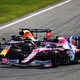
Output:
[[0, 0, 80, 80]]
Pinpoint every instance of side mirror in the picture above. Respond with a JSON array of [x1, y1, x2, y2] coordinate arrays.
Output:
[[2, 38, 6, 41], [11, 35, 16, 40], [0, 42, 1, 46]]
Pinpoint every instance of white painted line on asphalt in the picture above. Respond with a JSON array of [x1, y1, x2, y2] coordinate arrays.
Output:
[[0, 0, 72, 30]]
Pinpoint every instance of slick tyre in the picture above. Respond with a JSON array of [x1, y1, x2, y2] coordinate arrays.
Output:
[[22, 43, 31, 51], [9, 49, 23, 63], [0, 47, 3, 53], [9, 49, 22, 59], [47, 51, 61, 67]]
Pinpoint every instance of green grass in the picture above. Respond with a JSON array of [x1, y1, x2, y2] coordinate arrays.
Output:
[[0, 0, 62, 24]]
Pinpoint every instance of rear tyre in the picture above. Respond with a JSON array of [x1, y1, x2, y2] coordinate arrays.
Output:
[[21, 43, 31, 55], [22, 43, 31, 51]]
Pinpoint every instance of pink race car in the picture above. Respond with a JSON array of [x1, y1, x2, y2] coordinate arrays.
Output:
[[1, 36, 80, 68]]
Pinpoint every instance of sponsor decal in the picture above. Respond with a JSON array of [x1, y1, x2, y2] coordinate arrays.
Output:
[[31, 60, 52, 66], [67, 37, 75, 60]]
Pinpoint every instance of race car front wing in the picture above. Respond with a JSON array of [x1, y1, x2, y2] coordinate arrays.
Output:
[[1, 58, 52, 68]]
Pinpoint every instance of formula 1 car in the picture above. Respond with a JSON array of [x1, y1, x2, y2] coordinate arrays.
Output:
[[0, 29, 51, 59], [1, 35, 80, 68]]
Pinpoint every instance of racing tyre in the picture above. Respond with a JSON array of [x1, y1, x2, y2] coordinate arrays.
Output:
[[9, 49, 21, 59], [21, 43, 31, 55], [0, 48, 3, 52], [9, 49, 23, 63], [47, 51, 61, 67]]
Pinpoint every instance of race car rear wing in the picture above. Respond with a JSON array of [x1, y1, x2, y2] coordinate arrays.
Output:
[[19, 28, 52, 39], [19, 28, 51, 33]]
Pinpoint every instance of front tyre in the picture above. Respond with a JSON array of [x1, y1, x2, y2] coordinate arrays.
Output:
[[8, 49, 23, 63], [47, 51, 61, 67]]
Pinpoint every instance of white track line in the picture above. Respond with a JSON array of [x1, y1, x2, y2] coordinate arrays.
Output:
[[0, 0, 72, 30]]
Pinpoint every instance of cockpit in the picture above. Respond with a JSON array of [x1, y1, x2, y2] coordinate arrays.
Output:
[[45, 44, 56, 48]]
